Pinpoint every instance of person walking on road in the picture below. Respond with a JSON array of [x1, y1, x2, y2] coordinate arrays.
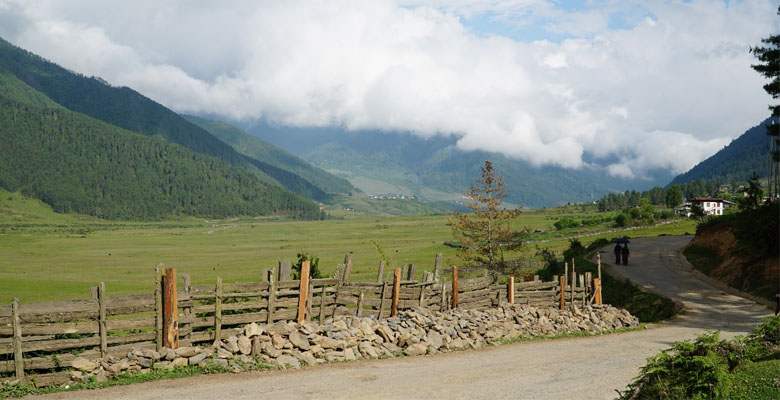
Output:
[[621, 245, 630, 266], [614, 243, 622, 265]]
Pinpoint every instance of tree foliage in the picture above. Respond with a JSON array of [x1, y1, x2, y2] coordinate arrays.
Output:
[[665, 185, 683, 209], [598, 180, 722, 212], [751, 7, 780, 161], [449, 161, 523, 281]]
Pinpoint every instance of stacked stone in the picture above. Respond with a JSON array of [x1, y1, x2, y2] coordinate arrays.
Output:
[[65, 303, 638, 383]]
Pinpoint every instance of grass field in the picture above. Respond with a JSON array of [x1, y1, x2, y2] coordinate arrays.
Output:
[[0, 188, 697, 303]]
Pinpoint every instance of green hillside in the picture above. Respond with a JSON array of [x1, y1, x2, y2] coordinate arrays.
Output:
[[0, 36, 340, 201], [0, 65, 62, 108], [0, 95, 323, 220], [670, 119, 771, 185], [183, 115, 356, 200]]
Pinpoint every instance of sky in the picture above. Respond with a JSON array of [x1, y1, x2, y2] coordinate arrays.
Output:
[[0, 0, 777, 179]]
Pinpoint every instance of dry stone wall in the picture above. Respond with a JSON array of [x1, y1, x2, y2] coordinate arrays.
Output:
[[53, 303, 638, 386]]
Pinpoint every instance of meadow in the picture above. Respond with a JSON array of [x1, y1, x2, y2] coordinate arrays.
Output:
[[0, 189, 697, 303]]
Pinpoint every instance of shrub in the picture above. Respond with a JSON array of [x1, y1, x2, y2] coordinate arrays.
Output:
[[292, 252, 324, 280], [615, 213, 629, 227]]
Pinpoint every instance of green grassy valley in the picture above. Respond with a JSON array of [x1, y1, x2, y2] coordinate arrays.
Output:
[[0, 188, 696, 304]]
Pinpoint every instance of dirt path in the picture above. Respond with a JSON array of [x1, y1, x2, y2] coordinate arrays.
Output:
[[31, 236, 772, 400]]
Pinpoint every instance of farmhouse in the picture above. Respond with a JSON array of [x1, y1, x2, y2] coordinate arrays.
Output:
[[690, 197, 727, 216]]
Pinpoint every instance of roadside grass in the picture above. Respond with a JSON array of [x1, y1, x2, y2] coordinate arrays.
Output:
[[728, 359, 780, 399], [683, 244, 723, 275]]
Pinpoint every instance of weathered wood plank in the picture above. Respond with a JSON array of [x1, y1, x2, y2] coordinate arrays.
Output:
[[222, 282, 270, 292]]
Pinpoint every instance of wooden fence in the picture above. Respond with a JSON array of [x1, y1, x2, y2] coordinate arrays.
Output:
[[0, 255, 602, 387]]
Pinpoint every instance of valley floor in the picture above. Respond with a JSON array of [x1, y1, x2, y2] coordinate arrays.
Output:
[[29, 236, 771, 399]]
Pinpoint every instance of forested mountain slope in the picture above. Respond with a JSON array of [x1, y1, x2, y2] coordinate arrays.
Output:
[[670, 119, 771, 185], [0, 36, 343, 202], [0, 96, 322, 220], [183, 115, 356, 200]]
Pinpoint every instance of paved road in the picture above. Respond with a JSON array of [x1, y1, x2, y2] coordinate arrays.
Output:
[[31, 236, 772, 400]]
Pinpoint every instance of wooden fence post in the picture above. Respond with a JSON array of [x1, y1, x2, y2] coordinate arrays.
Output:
[[163, 268, 178, 349], [214, 276, 222, 344], [418, 286, 425, 307], [571, 259, 576, 303], [319, 284, 327, 321], [580, 274, 585, 306], [98, 282, 107, 358], [267, 274, 276, 324], [508, 276, 515, 304], [452, 266, 459, 309], [585, 271, 592, 305], [594, 278, 602, 305], [407, 264, 417, 281], [155, 263, 164, 352], [377, 259, 385, 283], [391, 268, 400, 316], [597, 253, 602, 282], [297, 260, 311, 324], [378, 282, 388, 319], [307, 279, 314, 321], [90, 286, 98, 300], [12, 298, 24, 384], [440, 285, 447, 311], [559, 275, 566, 310], [279, 261, 292, 281], [434, 253, 442, 282], [356, 291, 365, 317], [342, 255, 353, 284], [262, 268, 272, 282]]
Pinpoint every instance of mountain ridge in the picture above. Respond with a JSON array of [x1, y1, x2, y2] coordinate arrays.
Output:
[[670, 119, 772, 186]]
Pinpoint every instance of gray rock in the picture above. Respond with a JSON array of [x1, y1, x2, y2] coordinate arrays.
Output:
[[217, 347, 234, 359], [175, 346, 198, 358], [189, 352, 209, 365], [289, 331, 311, 350], [225, 336, 240, 353], [238, 335, 252, 355], [275, 354, 301, 369], [171, 357, 188, 367], [71, 357, 98, 372], [314, 335, 342, 349], [271, 333, 286, 349], [404, 343, 427, 356], [427, 330, 443, 350], [262, 341, 282, 358], [244, 322, 265, 338], [358, 342, 379, 358]]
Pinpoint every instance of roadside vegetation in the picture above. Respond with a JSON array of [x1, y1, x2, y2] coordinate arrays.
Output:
[[618, 316, 780, 399]]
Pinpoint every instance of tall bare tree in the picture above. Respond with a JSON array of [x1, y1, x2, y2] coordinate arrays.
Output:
[[449, 161, 523, 282]]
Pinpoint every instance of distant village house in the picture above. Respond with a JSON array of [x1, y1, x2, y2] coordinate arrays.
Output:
[[690, 197, 729, 216]]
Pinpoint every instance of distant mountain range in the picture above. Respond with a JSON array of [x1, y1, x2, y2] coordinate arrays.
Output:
[[240, 122, 676, 208], [0, 36, 348, 219], [670, 119, 773, 186]]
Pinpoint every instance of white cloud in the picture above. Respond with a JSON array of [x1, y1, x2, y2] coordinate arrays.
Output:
[[0, 0, 776, 179]]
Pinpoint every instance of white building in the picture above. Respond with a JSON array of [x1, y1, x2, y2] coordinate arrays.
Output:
[[690, 197, 725, 216]]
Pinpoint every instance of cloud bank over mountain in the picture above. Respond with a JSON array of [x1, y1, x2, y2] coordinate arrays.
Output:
[[0, 0, 776, 179]]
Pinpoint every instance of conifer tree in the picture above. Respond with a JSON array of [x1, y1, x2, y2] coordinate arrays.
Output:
[[449, 161, 524, 282]]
